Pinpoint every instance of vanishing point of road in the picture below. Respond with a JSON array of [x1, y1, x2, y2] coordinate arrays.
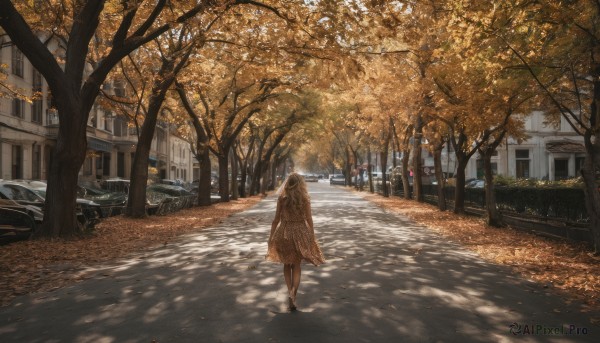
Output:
[[1, 182, 598, 342]]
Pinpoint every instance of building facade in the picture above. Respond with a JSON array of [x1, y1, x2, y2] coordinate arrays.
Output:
[[0, 37, 195, 184], [386, 111, 586, 182]]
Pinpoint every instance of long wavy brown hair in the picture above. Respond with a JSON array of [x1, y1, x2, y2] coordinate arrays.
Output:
[[280, 173, 309, 212]]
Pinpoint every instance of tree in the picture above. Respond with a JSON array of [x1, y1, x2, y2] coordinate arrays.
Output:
[[0, 0, 242, 236], [125, 27, 199, 218]]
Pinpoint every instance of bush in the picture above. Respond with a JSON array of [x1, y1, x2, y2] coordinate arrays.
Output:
[[493, 175, 584, 189], [495, 186, 587, 223]]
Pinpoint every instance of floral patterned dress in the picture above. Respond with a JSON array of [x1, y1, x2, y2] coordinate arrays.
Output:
[[266, 199, 325, 266]]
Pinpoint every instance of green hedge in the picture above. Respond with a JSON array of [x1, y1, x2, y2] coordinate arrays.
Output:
[[495, 186, 588, 223]]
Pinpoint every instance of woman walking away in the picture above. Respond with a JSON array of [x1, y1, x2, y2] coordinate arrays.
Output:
[[266, 173, 325, 311]]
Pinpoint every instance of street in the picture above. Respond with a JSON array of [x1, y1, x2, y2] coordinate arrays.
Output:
[[0, 182, 597, 343]]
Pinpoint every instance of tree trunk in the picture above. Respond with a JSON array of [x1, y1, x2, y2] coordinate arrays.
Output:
[[197, 148, 212, 206], [345, 146, 352, 187], [125, 93, 165, 218], [582, 58, 600, 253], [413, 114, 424, 202], [367, 146, 374, 193], [218, 153, 230, 202], [230, 148, 239, 200], [260, 160, 270, 195], [269, 158, 278, 191], [380, 150, 389, 197], [581, 141, 600, 253], [175, 81, 211, 206], [239, 163, 248, 198], [433, 146, 446, 211], [250, 138, 266, 196], [483, 149, 503, 226], [125, 52, 191, 217], [381, 129, 390, 197], [454, 157, 468, 214], [401, 148, 412, 200], [39, 101, 88, 237]]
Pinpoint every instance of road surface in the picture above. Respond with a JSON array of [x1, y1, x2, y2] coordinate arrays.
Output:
[[0, 182, 597, 342]]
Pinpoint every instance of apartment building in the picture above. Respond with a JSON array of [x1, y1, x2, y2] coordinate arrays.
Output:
[[385, 110, 586, 182], [465, 111, 586, 181], [0, 37, 195, 183]]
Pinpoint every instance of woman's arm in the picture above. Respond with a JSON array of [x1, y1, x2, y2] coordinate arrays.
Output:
[[269, 197, 283, 241]]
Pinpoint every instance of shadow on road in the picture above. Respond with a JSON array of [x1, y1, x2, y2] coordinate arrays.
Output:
[[0, 183, 597, 342]]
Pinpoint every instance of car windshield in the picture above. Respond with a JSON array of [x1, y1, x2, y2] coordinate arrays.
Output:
[[0, 184, 43, 202]]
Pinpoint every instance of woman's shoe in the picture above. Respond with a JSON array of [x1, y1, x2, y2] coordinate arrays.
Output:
[[288, 291, 297, 311]]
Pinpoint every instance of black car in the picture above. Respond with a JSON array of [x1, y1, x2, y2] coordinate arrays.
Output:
[[0, 203, 36, 239], [78, 182, 127, 217], [0, 181, 101, 229]]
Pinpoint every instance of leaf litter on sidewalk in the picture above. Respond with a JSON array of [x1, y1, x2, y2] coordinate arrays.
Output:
[[361, 193, 599, 316], [0, 196, 262, 307]]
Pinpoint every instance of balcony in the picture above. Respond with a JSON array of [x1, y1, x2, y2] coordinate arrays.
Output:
[[45, 109, 59, 126]]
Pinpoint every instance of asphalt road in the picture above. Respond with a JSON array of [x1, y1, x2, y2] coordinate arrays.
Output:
[[0, 182, 598, 342]]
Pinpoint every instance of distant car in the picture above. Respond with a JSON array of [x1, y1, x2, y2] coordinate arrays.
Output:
[[146, 183, 196, 215], [191, 175, 219, 194], [466, 179, 485, 188], [330, 174, 346, 185], [304, 174, 319, 182]]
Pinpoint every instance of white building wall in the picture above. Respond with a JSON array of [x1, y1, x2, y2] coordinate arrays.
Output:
[[0, 36, 197, 184]]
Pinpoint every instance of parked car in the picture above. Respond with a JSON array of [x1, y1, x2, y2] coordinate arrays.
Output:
[[160, 179, 184, 186], [466, 179, 485, 188], [100, 178, 130, 194], [0, 198, 44, 225], [146, 183, 196, 215], [147, 183, 194, 196], [0, 203, 36, 239], [0, 180, 101, 228], [77, 182, 127, 217], [0, 181, 45, 209], [330, 174, 346, 185], [303, 174, 319, 182]]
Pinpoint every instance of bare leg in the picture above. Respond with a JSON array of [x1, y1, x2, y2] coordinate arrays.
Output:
[[284, 264, 295, 310], [290, 262, 302, 307], [283, 264, 292, 293]]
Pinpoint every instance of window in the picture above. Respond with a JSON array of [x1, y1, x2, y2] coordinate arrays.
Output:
[[113, 116, 127, 137], [32, 68, 42, 89], [12, 46, 24, 77], [157, 130, 166, 153], [12, 145, 22, 179], [32, 69, 43, 123], [104, 114, 112, 132], [515, 149, 530, 178], [103, 153, 111, 176], [83, 157, 92, 176], [96, 154, 103, 173], [114, 80, 125, 97], [32, 99, 43, 123], [554, 159, 569, 180], [12, 98, 25, 118], [117, 152, 125, 177], [32, 145, 41, 180], [576, 157, 585, 175]]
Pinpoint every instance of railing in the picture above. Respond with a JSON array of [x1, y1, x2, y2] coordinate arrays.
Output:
[[389, 181, 591, 243], [46, 109, 59, 126]]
